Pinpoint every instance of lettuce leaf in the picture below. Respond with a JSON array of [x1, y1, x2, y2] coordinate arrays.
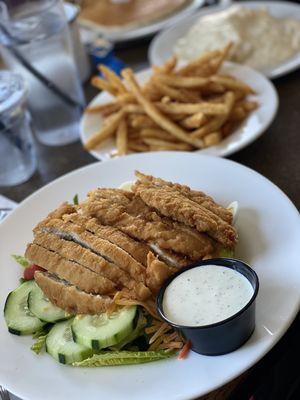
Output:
[[12, 254, 28, 268], [218, 248, 234, 258], [31, 334, 48, 355], [72, 350, 176, 367], [73, 194, 79, 205]]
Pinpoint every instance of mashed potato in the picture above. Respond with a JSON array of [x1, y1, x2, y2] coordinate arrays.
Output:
[[175, 5, 300, 71]]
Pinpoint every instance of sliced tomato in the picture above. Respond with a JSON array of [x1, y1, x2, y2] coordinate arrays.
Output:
[[23, 264, 45, 280]]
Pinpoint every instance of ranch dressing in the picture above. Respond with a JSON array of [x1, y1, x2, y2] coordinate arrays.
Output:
[[163, 265, 254, 327]]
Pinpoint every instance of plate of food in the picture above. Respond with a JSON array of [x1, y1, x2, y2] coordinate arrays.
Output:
[[80, 46, 278, 159], [149, 1, 300, 79], [77, 0, 205, 43], [1, 152, 300, 400]]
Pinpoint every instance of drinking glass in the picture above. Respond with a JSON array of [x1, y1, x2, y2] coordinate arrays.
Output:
[[0, 70, 36, 186], [0, 0, 85, 146]]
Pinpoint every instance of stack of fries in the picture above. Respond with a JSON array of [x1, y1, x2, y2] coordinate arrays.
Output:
[[84, 45, 258, 155]]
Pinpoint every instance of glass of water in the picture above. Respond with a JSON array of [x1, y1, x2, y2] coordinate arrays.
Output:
[[0, 71, 36, 186], [0, 0, 85, 146]]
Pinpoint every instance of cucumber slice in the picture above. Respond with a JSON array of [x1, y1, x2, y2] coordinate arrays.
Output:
[[46, 319, 92, 364], [28, 285, 71, 323], [72, 306, 137, 350], [4, 281, 45, 335]]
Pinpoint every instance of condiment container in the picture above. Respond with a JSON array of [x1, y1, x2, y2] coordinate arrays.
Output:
[[157, 258, 259, 356]]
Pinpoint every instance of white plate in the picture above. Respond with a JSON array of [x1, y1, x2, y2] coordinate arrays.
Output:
[[79, 0, 205, 43], [1, 152, 300, 400], [149, 1, 300, 79], [80, 64, 278, 160]]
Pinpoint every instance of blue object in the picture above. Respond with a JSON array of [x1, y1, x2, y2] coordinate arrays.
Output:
[[88, 38, 125, 76]]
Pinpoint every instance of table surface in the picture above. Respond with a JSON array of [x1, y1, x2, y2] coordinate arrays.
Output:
[[1, 35, 300, 399]]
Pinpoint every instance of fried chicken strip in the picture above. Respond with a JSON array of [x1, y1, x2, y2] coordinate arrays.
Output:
[[81, 190, 214, 260], [26, 243, 116, 295], [63, 212, 151, 267], [35, 271, 113, 314], [36, 217, 148, 284], [32, 231, 153, 300], [133, 181, 237, 248], [146, 252, 176, 294], [135, 171, 233, 223]]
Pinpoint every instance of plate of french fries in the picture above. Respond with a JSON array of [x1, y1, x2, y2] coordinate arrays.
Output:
[[81, 46, 278, 159]]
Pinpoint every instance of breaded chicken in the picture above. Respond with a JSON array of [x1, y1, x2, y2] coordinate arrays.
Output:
[[133, 181, 237, 248], [37, 217, 147, 283], [29, 173, 238, 315], [26, 243, 116, 295], [135, 171, 233, 224], [32, 231, 152, 300], [63, 212, 151, 267], [81, 191, 214, 260], [35, 271, 113, 314]]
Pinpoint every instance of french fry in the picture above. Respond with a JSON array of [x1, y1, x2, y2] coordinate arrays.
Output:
[[116, 118, 128, 156], [222, 121, 236, 137], [240, 100, 258, 112], [140, 128, 177, 141], [84, 110, 124, 150], [180, 112, 207, 129], [151, 81, 199, 103], [229, 106, 247, 121], [210, 75, 254, 94], [176, 49, 221, 76], [99, 65, 127, 94], [201, 82, 225, 94], [153, 74, 209, 89], [128, 142, 149, 152], [209, 42, 233, 73], [123, 104, 145, 114], [203, 132, 222, 147], [161, 95, 171, 104], [91, 76, 118, 96], [85, 45, 258, 154], [143, 138, 194, 151], [152, 56, 177, 74], [117, 92, 136, 104], [156, 101, 228, 116], [85, 101, 120, 115], [122, 68, 204, 148], [191, 91, 235, 138], [130, 115, 157, 129]]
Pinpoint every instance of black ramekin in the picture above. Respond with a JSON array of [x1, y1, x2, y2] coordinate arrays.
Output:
[[157, 258, 259, 356]]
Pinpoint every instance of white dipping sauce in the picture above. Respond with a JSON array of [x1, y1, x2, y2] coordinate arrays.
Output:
[[163, 265, 254, 327]]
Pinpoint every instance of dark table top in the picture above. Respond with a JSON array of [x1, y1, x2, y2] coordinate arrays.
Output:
[[1, 38, 300, 399]]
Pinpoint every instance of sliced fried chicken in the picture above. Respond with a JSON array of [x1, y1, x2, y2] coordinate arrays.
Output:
[[36, 217, 147, 283], [81, 190, 214, 260], [34, 271, 113, 314], [26, 243, 116, 295], [63, 212, 151, 267], [133, 181, 237, 248], [32, 231, 152, 301], [146, 252, 176, 294], [135, 171, 233, 224]]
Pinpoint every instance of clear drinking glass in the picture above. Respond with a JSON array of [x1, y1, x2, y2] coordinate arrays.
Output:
[[0, 71, 36, 186], [0, 0, 85, 146]]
